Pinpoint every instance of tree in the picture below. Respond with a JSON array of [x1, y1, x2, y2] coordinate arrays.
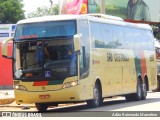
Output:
[[0, 0, 25, 24], [152, 25, 160, 40], [27, 5, 59, 18]]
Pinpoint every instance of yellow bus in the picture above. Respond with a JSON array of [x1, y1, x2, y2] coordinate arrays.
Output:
[[154, 39, 160, 91], [2, 14, 157, 111]]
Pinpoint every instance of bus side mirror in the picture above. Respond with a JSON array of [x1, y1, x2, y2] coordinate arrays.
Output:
[[2, 38, 14, 59], [74, 34, 81, 52]]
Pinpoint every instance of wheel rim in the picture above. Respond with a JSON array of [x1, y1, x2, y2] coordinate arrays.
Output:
[[94, 88, 99, 105], [143, 83, 147, 96], [137, 83, 142, 98]]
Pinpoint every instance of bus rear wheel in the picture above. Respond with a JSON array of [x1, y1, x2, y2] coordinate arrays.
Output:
[[125, 78, 142, 101], [153, 77, 160, 92], [141, 80, 147, 100], [87, 83, 102, 108], [35, 103, 48, 112], [157, 79, 160, 91]]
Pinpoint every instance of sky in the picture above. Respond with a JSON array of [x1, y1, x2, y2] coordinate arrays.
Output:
[[23, 0, 58, 17]]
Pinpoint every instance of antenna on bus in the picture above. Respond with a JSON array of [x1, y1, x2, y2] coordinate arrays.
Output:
[[87, 14, 124, 21]]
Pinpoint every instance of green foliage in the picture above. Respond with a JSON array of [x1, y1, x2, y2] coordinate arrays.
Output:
[[27, 5, 59, 18], [155, 32, 160, 40], [0, 0, 25, 23], [152, 25, 160, 40]]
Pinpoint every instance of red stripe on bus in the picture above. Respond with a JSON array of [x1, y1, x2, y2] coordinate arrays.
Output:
[[33, 81, 48, 86], [139, 50, 147, 77]]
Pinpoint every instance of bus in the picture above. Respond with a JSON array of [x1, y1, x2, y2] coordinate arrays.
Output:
[[1, 14, 157, 111], [154, 39, 160, 91]]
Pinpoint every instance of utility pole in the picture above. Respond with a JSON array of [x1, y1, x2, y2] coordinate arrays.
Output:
[[100, 0, 106, 14], [58, 0, 63, 15], [49, 0, 53, 8]]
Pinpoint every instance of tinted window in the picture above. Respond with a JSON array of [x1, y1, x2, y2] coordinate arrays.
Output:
[[145, 30, 154, 50], [78, 20, 90, 75], [123, 27, 134, 49], [15, 20, 76, 40], [112, 25, 125, 49], [140, 30, 148, 50], [132, 28, 142, 50], [90, 22, 103, 48], [101, 24, 115, 48]]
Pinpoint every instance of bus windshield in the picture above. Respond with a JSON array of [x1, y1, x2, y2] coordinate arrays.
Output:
[[13, 40, 77, 80], [15, 20, 76, 40], [13, 20, 77, 80]]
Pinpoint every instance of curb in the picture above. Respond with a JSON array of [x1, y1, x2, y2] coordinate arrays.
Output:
[[0, 98, 15, 105]]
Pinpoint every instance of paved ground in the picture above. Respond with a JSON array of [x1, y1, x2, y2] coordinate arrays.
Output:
[[0, 90, 15, 105], [0, 90, 35, 108]]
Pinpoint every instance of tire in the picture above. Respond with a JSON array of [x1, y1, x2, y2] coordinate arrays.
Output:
[[153, 78, 160, 92], [35, 103, 48, 112], [157, 79, 160, 91], [125, 78, 142, 101], [134, 78, 143, 101], [141, 80, 147, 100], [87, 83, 102, 108], [125, 94, 133, 102], [51, 103, 58, 107]]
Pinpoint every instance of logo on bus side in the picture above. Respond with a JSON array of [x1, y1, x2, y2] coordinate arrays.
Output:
[[107, 52, 113, 62], [107, 52, 129, 62], [114, 53, 129, 62]]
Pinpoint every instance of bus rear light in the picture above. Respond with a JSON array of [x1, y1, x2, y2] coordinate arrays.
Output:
[[62, 80, 80, 89]]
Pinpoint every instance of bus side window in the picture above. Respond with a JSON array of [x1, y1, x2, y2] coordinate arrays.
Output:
[[145, 30, 154, 51], [132, 28, 142, 50], [80, 46, 86, 74], [140, 30, 147, 50], [101, 24, 114, 48], [123, 28, 133, 50], [112, 25, 124, 49], [90, 22, 103, 48]]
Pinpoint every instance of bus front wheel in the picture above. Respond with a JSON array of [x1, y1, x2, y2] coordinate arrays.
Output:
[[87, 83, 102, 108], [35, 103, 48, 112]]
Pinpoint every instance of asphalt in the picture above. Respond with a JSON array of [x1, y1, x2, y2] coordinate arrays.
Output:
[[0, 90, 80, 110], [0, 90, 76, 109], [0, 90, 122, 111], [0, 90, 35, 108]]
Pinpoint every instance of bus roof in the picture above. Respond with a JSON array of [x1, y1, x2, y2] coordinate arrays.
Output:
[[17, 14, 152, 31], [17, 15, 80, 24], [87, 14, 152, 30]]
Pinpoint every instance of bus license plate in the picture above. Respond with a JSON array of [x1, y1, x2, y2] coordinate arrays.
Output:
[[39, 94, 50, 99]]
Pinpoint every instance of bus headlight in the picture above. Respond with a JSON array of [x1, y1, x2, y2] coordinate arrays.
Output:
[[62, 80, 80, 89], [14, 85, 27, 91]]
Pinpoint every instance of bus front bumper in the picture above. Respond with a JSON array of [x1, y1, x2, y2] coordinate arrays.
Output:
[[14, 85, 82, 104]]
